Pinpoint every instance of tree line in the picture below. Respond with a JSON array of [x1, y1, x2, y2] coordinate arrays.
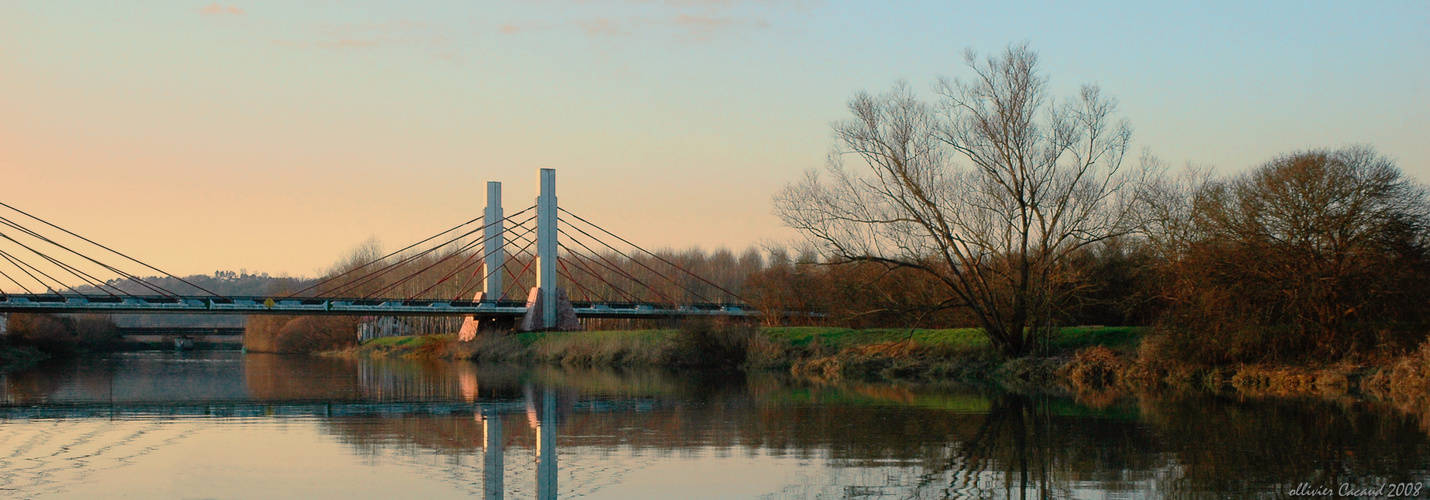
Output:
[[767, 43, 1430, 364]]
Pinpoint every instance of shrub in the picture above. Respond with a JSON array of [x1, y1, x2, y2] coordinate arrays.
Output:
[[6, 313, 120, 354], [667, 321, 757, 369], [1060, 346, 1128, 390], [1149, 147, 1430, 363], [273, 316, 359, 353]]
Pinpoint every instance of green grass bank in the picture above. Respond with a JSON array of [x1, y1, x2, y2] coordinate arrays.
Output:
[[328, 325, 1144, 383], [327, 324, 1430, 410]]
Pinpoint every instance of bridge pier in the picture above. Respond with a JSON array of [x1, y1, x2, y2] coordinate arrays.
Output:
[[461, 181, 515, 340], [483, 181, 505, 302], [520, 168, 579, 332], [0, 312, 7, 336]]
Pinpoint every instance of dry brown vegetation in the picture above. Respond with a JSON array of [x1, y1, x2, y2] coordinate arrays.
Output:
[[4, 313, 120, 354], [1144, 147, 1430, 365]]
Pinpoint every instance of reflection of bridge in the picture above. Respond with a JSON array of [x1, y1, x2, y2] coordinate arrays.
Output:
[[116, 326, 244, 344], [0, 169, 760, 332], [0, 391, 598, 500]]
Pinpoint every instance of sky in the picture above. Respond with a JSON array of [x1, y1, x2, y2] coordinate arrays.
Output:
[[1, 0, 1427, 279]]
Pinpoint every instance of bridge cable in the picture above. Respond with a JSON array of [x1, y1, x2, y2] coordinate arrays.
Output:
[[352, 207, 534, 298], [556, 229, 674, 303], [555, 227, 679, 304], [497, 226, 539, 301], [0, 215, 173, 297], [556, 244, 640, 303], [393, 240, 487, 300], [0, 201, 227, 298], [0, 218, 150, 296], [0, 246, 84, 296], [557, 222, 710, 303], [0, 254, 37, 294], [500, 232, 540, 300], [401, 223, 523, 301], [0, 250, 52, 294], [556, 224, 701, 303], [0, 230, 120, 297], [287, 209, 515, 298], [499, 215, 540, 284], [555, 251, 621, 302], [326, 229, 480, 298], [373, 210, 538, 300], [555, 242, 641, 303], [555, 265, 605, 302], [559, 208, 747, 303], [445, 216, 539, 301], [315, 207, 533, 298], [450, 221, 538, 301], [363, 211, 538, 300], [288, 215, 484, 298]]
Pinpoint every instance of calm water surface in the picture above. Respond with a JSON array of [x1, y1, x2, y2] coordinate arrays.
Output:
[[1, 351, 1428, 499]]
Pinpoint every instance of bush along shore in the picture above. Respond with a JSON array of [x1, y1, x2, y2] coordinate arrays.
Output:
[[330, 323, 1136, 385], [327, 323, 1430, 405]]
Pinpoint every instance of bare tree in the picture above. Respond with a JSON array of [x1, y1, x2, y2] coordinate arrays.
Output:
[[1150, 146, 1430, 361], [775, 44, 1145, 357]]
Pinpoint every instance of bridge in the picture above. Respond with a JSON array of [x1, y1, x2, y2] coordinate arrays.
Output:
[[0, 169, 759, 334]]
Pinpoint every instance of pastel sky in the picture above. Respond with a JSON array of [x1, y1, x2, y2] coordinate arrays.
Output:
[[1, 0, 1426, 278]]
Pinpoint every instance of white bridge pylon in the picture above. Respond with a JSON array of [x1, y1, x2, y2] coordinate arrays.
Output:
[[463, 168, 580, 337]]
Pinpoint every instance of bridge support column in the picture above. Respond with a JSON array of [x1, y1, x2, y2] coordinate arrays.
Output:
[[0, 313, 7, 336], [537, 168, 557, 329], [461, 181, 515, 340], [519, 168, 579, 331], [484, 181, 505, 301]]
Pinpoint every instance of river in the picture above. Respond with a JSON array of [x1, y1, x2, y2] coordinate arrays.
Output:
[[0, 351, 1427, 499]]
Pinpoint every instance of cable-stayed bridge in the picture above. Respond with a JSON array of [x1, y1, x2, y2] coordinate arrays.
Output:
[[0, 169, 757, 331]]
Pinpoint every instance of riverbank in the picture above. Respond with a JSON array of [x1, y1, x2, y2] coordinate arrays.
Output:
[[326, 325, 1430, 406], [326, 325, 1141, 383]]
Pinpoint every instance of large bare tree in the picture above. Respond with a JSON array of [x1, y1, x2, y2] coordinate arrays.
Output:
[[775, 44, 1144, 357]]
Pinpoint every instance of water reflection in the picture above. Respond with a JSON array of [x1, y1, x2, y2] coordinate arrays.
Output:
[[0, 352, 1428, 498]]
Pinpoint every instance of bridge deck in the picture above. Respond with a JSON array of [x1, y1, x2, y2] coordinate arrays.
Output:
[[0, 294, 756, 318]]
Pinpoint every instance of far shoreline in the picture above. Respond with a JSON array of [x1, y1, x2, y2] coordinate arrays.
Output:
[[319, 326, 1430, 411]]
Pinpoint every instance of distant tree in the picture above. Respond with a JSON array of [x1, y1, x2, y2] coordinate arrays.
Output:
[[1149, 146, 1430, 361], [775, 44, 1146, 357]]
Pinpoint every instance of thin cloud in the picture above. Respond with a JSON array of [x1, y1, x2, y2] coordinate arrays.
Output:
[[500, 24, 520, 34], [578, 18, 628, 37], [675, 14, 736, 28], [672, 14, 768, 39], [272, 20, 461, 59], [322, 38, 378, 49], [198, 3, 244, 16]]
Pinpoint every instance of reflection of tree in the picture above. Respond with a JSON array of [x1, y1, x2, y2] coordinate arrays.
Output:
[[13, 352, 1420, 499], [1139, 394, 1430, 497], [244, 353, 362, 400], [0, 364, 71, 403], [907, 393, 1166, 499]]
